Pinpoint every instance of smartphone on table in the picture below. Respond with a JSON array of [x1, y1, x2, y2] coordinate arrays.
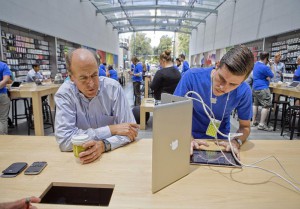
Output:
[[1, 162, 28, 178]]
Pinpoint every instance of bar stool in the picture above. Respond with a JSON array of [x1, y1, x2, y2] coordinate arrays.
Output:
[[267, 94, 289, 131], [11, 98, 30, 127], [281, 106, 300, 140]]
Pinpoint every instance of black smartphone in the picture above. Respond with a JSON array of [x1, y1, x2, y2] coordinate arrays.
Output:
[[1, 162, 28, 178], [24, 161, 47, 175]]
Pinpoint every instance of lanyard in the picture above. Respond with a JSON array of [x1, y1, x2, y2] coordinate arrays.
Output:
[[210, 71, 230, 122]]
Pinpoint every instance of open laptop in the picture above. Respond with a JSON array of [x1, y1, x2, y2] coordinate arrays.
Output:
[[286, 81, 299, 88], [10, 81, 22, 89], [152, 95, 193, 193]]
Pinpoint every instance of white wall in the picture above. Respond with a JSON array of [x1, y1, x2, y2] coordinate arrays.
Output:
[[0, 0, 119, 54], [190, 0, 300, 55]]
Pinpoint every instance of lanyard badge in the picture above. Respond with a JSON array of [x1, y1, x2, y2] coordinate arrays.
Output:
[[206, 119, 221, 138]]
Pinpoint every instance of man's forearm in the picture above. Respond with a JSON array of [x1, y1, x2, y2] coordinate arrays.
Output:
[[236, 126, 250, 143]]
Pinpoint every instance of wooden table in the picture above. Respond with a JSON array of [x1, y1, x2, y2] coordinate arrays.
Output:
[[269, 85, 300, 98], [9, 83, 60, 136], [0, 136, 300, 209], [139, 98, 154, 130], [144, 76, 151, 98]]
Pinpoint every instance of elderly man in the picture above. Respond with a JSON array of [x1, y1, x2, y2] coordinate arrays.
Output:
[[55, 48, 138, 164]]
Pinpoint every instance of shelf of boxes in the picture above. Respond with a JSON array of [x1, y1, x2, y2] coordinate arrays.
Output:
[[1, 30, 51, 80]]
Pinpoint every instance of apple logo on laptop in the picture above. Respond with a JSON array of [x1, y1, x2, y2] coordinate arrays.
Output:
[[170, 140, 178, 150]]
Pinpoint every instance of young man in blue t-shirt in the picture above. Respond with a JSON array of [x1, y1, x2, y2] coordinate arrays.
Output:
[[0, 61, 11, 134], [252, 52, 274, 131], [174, 46, 254, 157], [131, 57, 143, 106]]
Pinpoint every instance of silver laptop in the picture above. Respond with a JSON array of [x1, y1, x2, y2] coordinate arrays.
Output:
[[161, 93, 188, 104], [152, 95, 193, 193]]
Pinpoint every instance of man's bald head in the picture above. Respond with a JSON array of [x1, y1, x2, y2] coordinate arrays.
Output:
[[66, 48, 98, 75]]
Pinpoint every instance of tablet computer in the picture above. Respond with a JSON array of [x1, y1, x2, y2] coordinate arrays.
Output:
[[190, 150, 241, 167], [10, 81, 22, 89]]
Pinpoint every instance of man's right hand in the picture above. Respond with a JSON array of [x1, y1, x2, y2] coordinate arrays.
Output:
[[109, 123, 139, 141]]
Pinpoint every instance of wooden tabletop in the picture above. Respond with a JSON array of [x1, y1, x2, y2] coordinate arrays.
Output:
[[0, 135, 300, 209], [269, 85, 300, 98]]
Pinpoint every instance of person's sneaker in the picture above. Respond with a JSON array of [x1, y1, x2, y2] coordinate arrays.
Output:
[[251, 122, 259, 127], [257, 124, 273, 131]]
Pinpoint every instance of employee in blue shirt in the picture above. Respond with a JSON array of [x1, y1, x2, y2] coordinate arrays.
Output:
[[108, 65, 118, 81], [294, 55, 300, 82], [55, 48, 138, 164], [174, 45, 254, 157], [0, 61, 11, 135], [252, 51, 274, 131], [179, 54, 189, 74], [99, 63, 107, 77], [131, 57, 143, 106]]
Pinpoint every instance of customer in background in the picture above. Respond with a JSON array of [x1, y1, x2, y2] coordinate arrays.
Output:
[[179, 54, 189, 74], [0, 61, 11, 135], [271, 52, 285, 82], [150, 50, 181, 100], [99, 62, 107, 77], [174, 45, 254, 158], [252, 51, 274, 131], [107, 65, 118, 81], [26, 64, 43, 82], [131, 56, 143, 106], [0, 196, 40, 209], [55, 48, 138, 164]]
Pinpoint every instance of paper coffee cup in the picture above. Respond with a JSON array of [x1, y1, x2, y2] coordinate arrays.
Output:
[[71, 134, 90, 158]]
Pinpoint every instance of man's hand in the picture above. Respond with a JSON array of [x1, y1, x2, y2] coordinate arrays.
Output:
[[190, 140, 209, 155], [0, 196, 41, 209], [109, 123, 139, 141], [216, 140, 240, 160], [79, 140, 105, 164]]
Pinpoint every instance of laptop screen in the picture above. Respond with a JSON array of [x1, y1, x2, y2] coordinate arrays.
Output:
[[289, 81, 299, 87]]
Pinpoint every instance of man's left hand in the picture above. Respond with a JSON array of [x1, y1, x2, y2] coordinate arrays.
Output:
[[79, 140, 105, 164]]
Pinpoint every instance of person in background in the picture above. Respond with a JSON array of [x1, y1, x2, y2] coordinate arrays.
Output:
[[0, 60, 11, 135], [271, 52, 285, 82], [174, 45, 254, 158], [26, 64, 43, 82], [107, 65, 118, 81], [131, 56, 143, 106], [55, 48, 138, 164], [252, 51, 274, 131], [175, 58, 182, 72], [146, 63, 150, 72], [99, 62, 107, 77], [0, 196, 40, 209], [293, 55, 300, 106], [150, 50, 181, 100], [179, 54, 189, 74]]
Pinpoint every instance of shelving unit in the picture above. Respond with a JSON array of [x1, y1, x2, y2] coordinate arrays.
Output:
[[1, 29, 51, 81], [271, 37, 300, 72]]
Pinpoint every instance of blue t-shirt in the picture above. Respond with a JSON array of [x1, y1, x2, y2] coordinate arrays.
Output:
[[0, 62, 11, 94], [174, 67, 252, 139], [132, 62, 143, 82], [293, 65, 300, 81], [99, 65, 106, 77], [182, 60, 189, 73], [109, 69, 118, 81], [253, 61, 274, 90]]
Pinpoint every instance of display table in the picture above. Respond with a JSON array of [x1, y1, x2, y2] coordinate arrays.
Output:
[[269, 85, 300, 98], [139, 98, 154, 130], [0, 135, 300, 209], [9, 83, 60, 135]]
